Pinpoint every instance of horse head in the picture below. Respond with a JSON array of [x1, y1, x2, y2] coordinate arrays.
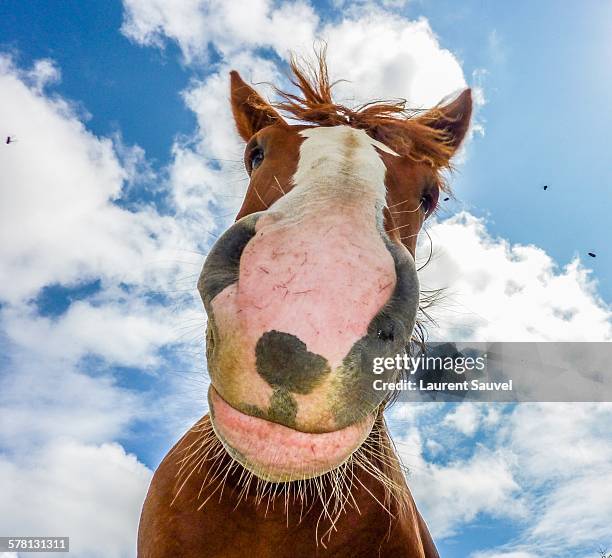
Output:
[[199, 58, 472, 483]]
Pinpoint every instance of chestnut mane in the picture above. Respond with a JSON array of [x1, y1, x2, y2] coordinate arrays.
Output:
[[256, 50, 456, 181]]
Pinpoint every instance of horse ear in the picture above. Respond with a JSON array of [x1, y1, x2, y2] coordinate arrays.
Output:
[[230, 71, 283, 142], [417, 88, 472, 153]]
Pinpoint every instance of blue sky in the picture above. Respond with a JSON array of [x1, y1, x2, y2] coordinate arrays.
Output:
[[0, 2, 611, 558], [3, 0, 611, 299]]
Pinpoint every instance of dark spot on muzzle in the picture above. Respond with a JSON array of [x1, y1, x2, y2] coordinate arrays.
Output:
[[268, 388, 298, 427], [255, 330, 331, 394], [239, 391, 297, 429]]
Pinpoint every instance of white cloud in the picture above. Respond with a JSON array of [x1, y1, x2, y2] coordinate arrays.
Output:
[[0, 54, 196, 306], [0, 54, 205, 558], [0, 356, 140, 452], [505, 404, 612, 552], [0, 53, 207, 450], [331, 0, 409, 9], [396, 211, 612, 550], [120, 0, 469, 112], [0, 441, 151, 558], [121, 0, 210, 61], [121, 1, 469, 108], [391, 402, 612, 556], [2, 300, 181, 367], [180, 52, 279, 160], [443, 403, 482, 435], [0, 53, 214, 369], [418, 212, 611, 342], [319, 14, 467, 108], [26, 58, 61, 91], [121, 0, 319, 63], [394, 426, 525, 538], [505, 403, 612, 482], [530, 469, 612, 549]]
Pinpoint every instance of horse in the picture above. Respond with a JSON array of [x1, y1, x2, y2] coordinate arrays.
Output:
[[138, 54, 471, 558]]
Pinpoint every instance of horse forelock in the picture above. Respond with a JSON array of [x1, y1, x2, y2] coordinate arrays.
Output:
[[250, 50, 457, 184]]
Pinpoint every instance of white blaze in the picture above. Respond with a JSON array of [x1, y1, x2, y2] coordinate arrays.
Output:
[[271, 126, 398, 220]]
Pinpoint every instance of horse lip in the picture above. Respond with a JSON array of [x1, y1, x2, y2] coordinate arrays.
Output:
[[207, 386, 376, 482]]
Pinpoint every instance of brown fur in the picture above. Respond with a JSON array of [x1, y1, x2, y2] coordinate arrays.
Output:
[[139, 413, 439, 557], [138, 53, 471, 557]]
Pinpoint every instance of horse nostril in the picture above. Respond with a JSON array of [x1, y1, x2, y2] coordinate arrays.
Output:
[[206, 322, 216, 360], [376, 323, 395, 342]]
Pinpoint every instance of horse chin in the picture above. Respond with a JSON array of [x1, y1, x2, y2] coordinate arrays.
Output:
[[208, 386, 376, 483]]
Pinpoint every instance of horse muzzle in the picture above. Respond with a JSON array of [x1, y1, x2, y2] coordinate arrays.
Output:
[[199, 207, 419, 481]]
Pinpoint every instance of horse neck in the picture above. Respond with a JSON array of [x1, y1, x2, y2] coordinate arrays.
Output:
[[141, 413, 438, 558]]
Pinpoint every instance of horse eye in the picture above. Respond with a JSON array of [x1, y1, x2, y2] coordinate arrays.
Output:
[[247, 147, 264, 173], [420, 194, 433, 215]]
